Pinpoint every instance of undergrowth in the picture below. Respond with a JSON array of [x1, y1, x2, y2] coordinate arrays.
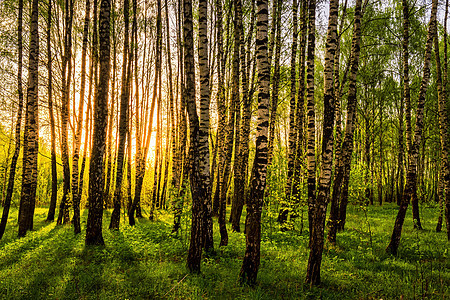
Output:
[[0, 204, 448, 299]]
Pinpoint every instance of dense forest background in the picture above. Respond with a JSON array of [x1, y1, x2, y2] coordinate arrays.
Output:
[[0, 0, 449, 298]]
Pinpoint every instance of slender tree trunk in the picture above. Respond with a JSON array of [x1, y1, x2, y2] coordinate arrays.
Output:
[[18, 0, 39, 237], [435, 0, 448, 234], [80, 0, 98, 214], [327, 0, 348, 238], [239, 0, 270, 286], [397, 67, 405, 206], [198, 0, 214, 252], [305, 0, 316, 242], [267, 0, 282, 167], [110, 0, 132, 230], [291, 0, 308, 221], [184, 0, 210, 274], [279, 0, 298, 227], [72, 0, 91, 234], [129, 3, 160, 225], [57, 0, 75, 226], [171, 0, 185, 233], [387, 0, 437, 255], [217, 0, 229, 246], [443, 0, 450, 241], [333, 0, 364, 234], [230, 0, 255, 232], [46, 0, 58, 222], [86, 0, 112, 246], [0, 0, 25, 239], [305, 0, 339, 286]]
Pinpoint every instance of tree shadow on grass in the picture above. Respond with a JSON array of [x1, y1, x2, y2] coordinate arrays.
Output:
[[0, 224, 79, 299], [0, 221, 58, 271]]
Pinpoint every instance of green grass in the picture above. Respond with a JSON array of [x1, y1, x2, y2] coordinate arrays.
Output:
[[0, 203, 448, 299]]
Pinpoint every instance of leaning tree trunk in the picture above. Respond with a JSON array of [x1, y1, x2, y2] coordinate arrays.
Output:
[[329, 0, 363, 237], [326, 0, 347, 241], [305, 0, 339, 286], [217, 0, 230, 247], [230, 0, 255, 233], [0, 0, 25, 239], [57, 0, 74, 226], [46, 0, 58, 222], [239, 0, 270, 286], [18, 0, 39, 237], [387, 0, 437, 255], [110, 0, 132, 230], [72, 0, 91, 234], [85, 0, 112, 246]]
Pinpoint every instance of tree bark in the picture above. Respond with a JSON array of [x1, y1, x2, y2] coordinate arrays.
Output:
[[72, 0, 91, 234], [279, 0, 298, 227], [217, 0, 229, 247], [239, 0, 270, 286], [110, 0, 132, 230], [198, 0, 214, 252], [231, 0, 255, 233], [305, 0, 316, 243], [184, 0, 208, 273], [45, 0, 58, 223], [387, 0, 437, 255], [329, 0, 364, 237], [57, 0, 75, 226], [18, 0, 39, 237], [86, 0, 112, 246], [305, 0, 339, 286], [0, 0, 25, 239], [435, 0, 448, 235]]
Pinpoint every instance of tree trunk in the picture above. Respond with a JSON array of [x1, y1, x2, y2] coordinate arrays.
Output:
[[443, 0, 450, 241], [72, 0, 91, 234], [57, 0, 74, 226], [331, 0, 363, 235], [110, 0, 132, 230], [239, 0, 270, 286], [279, 0, 298, 227], [387, 0, 437, 255], [184, 0, 208, 273], [45, 0, 58, 222], [0, 0, 25, 239], [85, 0, 112, 246], [18, 0, 39, 237], [217, 0, 229, 247], [305, 0, 339, 286], [198, 0, 214, 252], [435, 0, 448, 234], [305, 0, 316, 243], [231, 0, 255, 232], [267, 0, 282, 167], [291, 0, 308, 222]]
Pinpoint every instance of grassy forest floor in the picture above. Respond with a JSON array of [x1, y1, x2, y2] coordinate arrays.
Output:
[[0, 203, 448, 299]]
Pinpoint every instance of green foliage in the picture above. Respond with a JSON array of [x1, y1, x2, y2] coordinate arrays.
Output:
[[1, 203, 448, 299]]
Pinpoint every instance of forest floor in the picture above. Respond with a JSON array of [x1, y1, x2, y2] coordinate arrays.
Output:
[[0, 203, 448, 299]]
